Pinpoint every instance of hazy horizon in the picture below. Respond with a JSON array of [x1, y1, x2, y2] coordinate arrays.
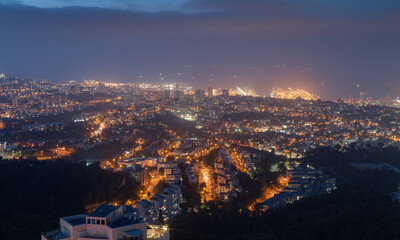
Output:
[[1, 0, 400, 99]]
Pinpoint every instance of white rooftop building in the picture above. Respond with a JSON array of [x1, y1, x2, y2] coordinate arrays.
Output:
[[42, 204, 147, 240]]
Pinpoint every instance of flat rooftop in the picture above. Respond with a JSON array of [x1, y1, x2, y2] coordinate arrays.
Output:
[[62, 214, 87, 226], [109, 216, 143, 229], [88, 204, 119, 218]]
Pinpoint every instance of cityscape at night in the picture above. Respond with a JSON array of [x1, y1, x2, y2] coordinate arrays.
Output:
[[1, 0, 400, 240]]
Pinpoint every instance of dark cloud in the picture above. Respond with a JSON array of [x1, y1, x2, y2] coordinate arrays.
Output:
[[182, 0, 314, 17], [1, 0, 185, 11], [1, 3, 398, 37], [183, 0, 400, 15]]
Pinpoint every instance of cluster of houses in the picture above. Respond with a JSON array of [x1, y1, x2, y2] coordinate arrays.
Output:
[[135, 185, 183, 224], [157, 161, 182, 185], [119, 156, 183, 186], [262, 166, 336, 211], [184, 162, 198, 183], [118, 158, 184, 224], [155, 137, 209, 159], [238, 151, 255, 170], [183, 149, 243, 201], [214, 149, 242, 200]]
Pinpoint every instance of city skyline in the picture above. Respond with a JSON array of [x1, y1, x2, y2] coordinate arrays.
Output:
[[1, 0, 400, 99], [1, 69, 400, 239]]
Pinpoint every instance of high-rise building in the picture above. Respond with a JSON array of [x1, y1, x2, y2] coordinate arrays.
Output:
[[222, 89, 229, 98], [208, 87, 213, 98], [195, 89, 205, 102], [151, 92, 161, 101], [98, 83, 106, 94], [163, 90, 171, 99], [174, 90, 182, 101], [71, 84, 81, 94]]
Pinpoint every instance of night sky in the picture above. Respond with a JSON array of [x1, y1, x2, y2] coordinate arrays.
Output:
[[1, 0, 399, 99]]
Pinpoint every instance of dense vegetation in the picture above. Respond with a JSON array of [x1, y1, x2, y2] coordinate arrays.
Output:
[[151, 112, 198, 135], [170, 146, 400, 240], [192, 147, 284, 211], [222, 149, 284, 211], [177, 162, 202, 210], [199, 148, 220, 167], [155, 180, 170, 194], [0, 159, 140, 240], [69, 140, 130, 162], [15, 123, 90, 142]]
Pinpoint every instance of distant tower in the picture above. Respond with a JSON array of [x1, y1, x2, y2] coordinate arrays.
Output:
[[222, 89, 229, 98], [164, 90, 171, 99], [174, 90, 182, 101], [208, 87, 213, 98], [195, 89, 205, 102]]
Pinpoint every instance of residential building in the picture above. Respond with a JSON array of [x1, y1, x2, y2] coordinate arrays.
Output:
[[42, 204, 147, 240]]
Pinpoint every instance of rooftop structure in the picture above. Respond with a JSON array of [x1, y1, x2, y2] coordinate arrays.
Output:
[[42, 204, 147, 240]]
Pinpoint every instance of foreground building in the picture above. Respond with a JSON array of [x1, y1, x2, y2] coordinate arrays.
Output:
[[42, 204, 147, 240]]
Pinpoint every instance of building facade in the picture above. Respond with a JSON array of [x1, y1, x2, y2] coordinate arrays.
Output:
[[42, 204, 147, 240]]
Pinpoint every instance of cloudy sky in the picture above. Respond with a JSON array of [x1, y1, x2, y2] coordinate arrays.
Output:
[[1, 0, 399, 99]]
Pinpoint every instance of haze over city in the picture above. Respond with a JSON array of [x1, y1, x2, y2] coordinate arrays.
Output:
[[1, 0, 400, 99], [2, 1, 400, 240]]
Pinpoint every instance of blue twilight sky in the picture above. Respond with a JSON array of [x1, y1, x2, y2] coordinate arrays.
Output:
[[1, 0, 188, 11], [3, 0, 400, 12], [0, 0, 400, 99]]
